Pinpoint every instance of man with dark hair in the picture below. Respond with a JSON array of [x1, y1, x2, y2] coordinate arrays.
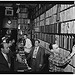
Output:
[[48, 39, 75, 68], [23, 34, 32, 57], [0, 37, 14, 72], [0, 40, 11, 71], [27, 39, 45, 72], [49, 43, 53, 50], [35, 39, 40, 43]]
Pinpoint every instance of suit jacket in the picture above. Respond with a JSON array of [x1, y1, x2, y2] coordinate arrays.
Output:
[[27, 46, 45, 71], [0, 51, 11, 72]]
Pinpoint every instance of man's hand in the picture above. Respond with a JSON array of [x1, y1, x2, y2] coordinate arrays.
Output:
[[39, 64, 42, 68], [12, 39, 15, 43], [72, 46, 75, 53], [16, 54, 23, 63]]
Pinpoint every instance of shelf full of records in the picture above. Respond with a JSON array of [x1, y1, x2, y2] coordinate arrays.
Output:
[[46, 5, 57, 18], [17, 7, 30, 34], [18, 13, 28, 19], [32, 4, 55, 19], [45, 24, 58, 33], [36, 22, 40, 27], [12, 19, 17, 28], [36, 33, 55, 44], [39, 26, 45, 33], [60, 6, 75, 22], [40, 13, 45, 20], [60, 4, 74, 12], [20, 8, 28, 13], [59, 35, 74, 51], [40, 14, 57, 25], [36, 17, 40, 22], [34, 10, 57, 26], [18, 19, 30, 24], [40, 20, 44, 26], [36, 32, 74, 52], [34, 4, 75, 52], [61, 21, 75, 34]]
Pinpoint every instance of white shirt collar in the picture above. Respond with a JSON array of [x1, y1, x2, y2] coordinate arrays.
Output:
[[35, 46, 39, 49]]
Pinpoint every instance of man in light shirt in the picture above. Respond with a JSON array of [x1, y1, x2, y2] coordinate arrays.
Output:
[[23, 34, 32, 56], [49, 41, 75, 68]]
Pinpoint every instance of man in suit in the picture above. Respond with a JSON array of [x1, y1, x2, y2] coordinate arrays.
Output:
[[0, 38, 13, 72], [27, 39, 45, 72]]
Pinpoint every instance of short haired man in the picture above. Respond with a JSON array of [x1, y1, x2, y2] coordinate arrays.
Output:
[[0, 39, 12, 71], [23, 34, 32, 56], [27, 39, 45, 72]]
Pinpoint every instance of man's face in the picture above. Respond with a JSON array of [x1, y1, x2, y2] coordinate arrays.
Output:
[[52, 44, 59, 53], [2, 43, 10, 54], [24, 35, 27, 39], [35, 41, 39, 47], [55, 40, 58, 44]]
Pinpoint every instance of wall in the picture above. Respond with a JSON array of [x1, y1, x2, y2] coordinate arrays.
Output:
[[33, 4, 75, 73]]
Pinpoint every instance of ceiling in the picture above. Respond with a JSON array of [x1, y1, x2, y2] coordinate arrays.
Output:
[[0, 2, 37, 9]]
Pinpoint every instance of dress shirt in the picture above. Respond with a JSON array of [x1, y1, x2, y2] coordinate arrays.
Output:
[[24, 38, 32, 53], [33, 46, 39, 58]]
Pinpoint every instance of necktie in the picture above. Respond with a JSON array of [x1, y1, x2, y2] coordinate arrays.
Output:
[[33, 47, 38, 58]]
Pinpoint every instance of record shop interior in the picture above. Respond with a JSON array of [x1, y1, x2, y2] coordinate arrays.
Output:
[[0, 2, 75, 74]]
